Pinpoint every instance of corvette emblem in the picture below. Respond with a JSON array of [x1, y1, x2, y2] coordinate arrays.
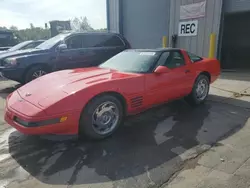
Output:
[[25, 93, 32, 97]]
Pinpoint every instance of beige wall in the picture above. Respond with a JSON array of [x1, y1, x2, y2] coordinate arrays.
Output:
[[168, 0, 223, 57]]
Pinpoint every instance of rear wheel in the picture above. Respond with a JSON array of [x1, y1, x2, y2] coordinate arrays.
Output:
[[186, 74, 210, 106], [24, 65, 48, 83], [79, 95, 124, 140]]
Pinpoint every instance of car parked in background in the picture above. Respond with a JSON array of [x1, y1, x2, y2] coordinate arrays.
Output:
[[0, 40, 45, 54], [0, 30, 19, 51], [0, 32, 131, 84], [0, 47, 11, 51]]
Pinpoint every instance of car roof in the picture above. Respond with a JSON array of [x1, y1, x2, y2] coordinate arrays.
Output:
[[35, 40, 46, 42], [124, 48, 184, 53], [61, 31, 123, 36], [23, 40, 33, 43]]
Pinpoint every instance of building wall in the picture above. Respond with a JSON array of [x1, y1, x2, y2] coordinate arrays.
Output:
[[224, 0, 250, 13], [122, 0, 170, 48], [107, 0, 224, 57], [107, 0, 120, 33], [168, 0, 223, 57]]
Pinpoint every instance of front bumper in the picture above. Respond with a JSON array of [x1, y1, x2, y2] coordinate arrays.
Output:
[[0, 66, 25, 82], [4, 101, 80, 135]]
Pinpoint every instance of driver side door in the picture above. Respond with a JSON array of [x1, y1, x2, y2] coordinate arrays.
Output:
[[145, 50, 193, 106], [55, 34, 84, 70]]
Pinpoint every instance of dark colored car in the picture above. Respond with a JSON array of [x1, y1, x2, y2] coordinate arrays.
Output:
[[0, 40, 45, 54], [0, 47, 11, 51], [0, 30, 19, 50], [0, 32, 131, 84]]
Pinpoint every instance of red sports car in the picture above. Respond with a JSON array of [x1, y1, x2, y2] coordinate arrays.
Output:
[[5, 48, 220, 140]]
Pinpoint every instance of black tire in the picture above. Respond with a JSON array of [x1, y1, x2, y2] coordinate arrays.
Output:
[[24, 65, 48, 84], [185, 74, 210, 106], [79, 95, 124, 140]]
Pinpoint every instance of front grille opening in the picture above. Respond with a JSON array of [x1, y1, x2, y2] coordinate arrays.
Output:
[[14, 116, 60, 127]]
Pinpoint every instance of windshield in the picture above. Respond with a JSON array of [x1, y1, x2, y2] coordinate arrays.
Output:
[[99, 51, 161, 73], [8, 41, 32, 51], [35, 33, 70, 49]]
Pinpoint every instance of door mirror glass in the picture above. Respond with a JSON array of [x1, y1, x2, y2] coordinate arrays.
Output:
[[154, 66, 170, 74], [56, 44, 67, 52]]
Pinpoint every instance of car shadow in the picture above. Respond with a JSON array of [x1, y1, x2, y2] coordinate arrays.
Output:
[[6, 96, 250, 186]]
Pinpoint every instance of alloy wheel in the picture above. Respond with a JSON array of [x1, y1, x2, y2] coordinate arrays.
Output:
[[91, 101, 120, 135]]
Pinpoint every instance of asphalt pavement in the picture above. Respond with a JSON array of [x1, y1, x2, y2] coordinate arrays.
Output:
[[0, 74, 249, 188]]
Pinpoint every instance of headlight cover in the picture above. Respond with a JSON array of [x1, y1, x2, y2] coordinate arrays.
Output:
[[4, 58, 17, 67], [14, 116, 68, 127]]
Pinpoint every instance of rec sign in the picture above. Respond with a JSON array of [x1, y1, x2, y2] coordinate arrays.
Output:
[[178, 20, 198, 36]]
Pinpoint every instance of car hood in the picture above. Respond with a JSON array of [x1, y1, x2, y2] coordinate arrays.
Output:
[[17, 67, 139, 108], [0, 48, 47, 59]]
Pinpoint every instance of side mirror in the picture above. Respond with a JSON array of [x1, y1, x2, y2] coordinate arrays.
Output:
[[56, 44, 67, 52], [154, 66, 170, 74]]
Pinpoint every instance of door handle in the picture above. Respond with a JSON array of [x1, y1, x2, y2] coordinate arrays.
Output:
[[185, 69, 190, 73]]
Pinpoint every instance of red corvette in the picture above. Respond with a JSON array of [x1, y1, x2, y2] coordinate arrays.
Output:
[[5, 48, 220, 140]]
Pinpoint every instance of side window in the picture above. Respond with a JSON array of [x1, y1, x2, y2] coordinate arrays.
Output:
[[155, 52, 170, 67], [82, 35, 125, 48], [82, 35, 104, 48], [66, 35, 83, 49], [187, 52, 203, 63], [21, 43, 35, 50], [22, 42, 40, 50], [33, 41, 44, 47], [164, 51, 186, 69], [101, 36, 124, 47]]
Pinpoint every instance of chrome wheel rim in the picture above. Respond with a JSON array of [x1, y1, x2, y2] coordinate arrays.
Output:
[[195, 78, 209, 101], [32, 70, 47, 79], [92, 101, 119, 135]]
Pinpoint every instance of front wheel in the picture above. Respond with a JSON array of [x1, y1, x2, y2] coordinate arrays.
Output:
[[79, 95, 124, 140], [185, 74, 210, 106], [24, 65, 48, 84]]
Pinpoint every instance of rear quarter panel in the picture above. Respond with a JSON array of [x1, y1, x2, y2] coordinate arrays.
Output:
[[182, 50, 221, 84], [192, 58, 221, 83]]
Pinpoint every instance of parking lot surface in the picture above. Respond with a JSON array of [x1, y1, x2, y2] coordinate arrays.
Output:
[[0, 74, 250, 188]]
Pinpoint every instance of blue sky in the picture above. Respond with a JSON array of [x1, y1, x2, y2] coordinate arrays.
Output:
[[0, 0, 107, 29]]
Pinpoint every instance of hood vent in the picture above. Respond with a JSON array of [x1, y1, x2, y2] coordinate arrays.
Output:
[[131, 96, 143, 108]]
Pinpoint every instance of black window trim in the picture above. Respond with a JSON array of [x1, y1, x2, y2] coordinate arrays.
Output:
[[64, 34, 84, 50], [62, 33, 126, 49], [152, 49, 186, 72], [187, 51, 203, 63], [113, 34, 126, 47], [96, 33, 126, 48]]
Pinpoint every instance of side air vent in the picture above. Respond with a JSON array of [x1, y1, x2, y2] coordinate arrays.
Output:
[[131, 96, 143, 108]]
